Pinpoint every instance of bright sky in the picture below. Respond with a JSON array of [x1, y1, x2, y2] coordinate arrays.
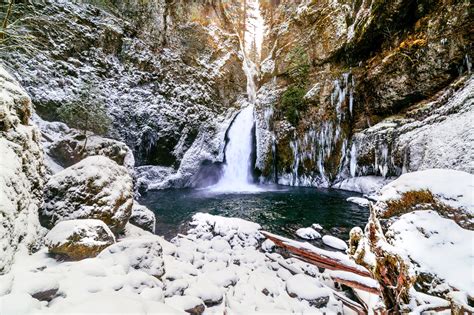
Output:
[[244, 0, 266, 63]]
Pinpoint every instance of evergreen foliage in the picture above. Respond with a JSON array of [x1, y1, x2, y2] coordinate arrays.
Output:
[[57, 82, 111, 150]]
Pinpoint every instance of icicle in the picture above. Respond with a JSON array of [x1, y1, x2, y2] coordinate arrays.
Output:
[[350, 143, 357, 177]]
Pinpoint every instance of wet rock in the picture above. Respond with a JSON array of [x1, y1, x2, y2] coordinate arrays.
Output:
[[45, 219, 116, 260], [40, 156, 134, 234], [129, 203, 156, 233]]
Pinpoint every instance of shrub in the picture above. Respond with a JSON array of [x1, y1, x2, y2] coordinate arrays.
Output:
[[280, 85, 307, 126], [286, 46, 310, 86], [56, 82, 111, 152]]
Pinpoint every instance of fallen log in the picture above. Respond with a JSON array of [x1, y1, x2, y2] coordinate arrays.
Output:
[[265, 253, 367, 315], [291, 253, 380, 295], [262, 231, 372, 278]]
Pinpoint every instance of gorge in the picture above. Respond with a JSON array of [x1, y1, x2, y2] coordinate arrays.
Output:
[[0, 0, 473, 314]]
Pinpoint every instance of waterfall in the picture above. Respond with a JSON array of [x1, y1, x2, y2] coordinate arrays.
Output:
[[212, 0, 265, 192]]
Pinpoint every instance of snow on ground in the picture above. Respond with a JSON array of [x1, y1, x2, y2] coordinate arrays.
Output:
[[296, 227, 322, 240], [346, 197, 370, 207], [388, 210, 474, 296], [322, 235, 348, 251], [332, 176, 393, 195], [375, 169, 474, 214], [0, 213, 352, 314]]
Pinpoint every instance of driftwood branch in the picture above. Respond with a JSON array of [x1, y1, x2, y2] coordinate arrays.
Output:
[[330, 274, 380, 295]]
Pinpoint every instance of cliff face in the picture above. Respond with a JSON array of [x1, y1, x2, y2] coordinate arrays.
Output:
[[2, 0, 252, 188], [0, 66, 46, 273], [255, 0, 472, 186], [2, 0, 472, 189]]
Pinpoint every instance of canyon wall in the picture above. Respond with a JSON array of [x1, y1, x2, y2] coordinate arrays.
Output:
[[2, 0, 472, 189]]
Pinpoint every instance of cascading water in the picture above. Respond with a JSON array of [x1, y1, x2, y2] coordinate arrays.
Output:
[[212, 0, 265, 192], [212, 105, 256, 191]]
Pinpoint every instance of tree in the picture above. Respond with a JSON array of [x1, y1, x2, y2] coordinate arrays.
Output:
[[56, 82, 111, 153], [0, 0, 38, 54]]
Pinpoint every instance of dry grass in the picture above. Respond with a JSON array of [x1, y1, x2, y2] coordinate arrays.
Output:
[[384, 189, 436, 218], [383, 189, 473, 229]]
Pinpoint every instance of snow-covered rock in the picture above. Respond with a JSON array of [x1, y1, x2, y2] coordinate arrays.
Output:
[[165, 295, 205, 315], [312, 223, 323, 230], [296, 227, 321, 240], [188, 213, 264, 248], [261, 239, 275, 252], [346, 196, 370, 207], [4, 0, 248, 192], [0, 65, 46, 273], [185, 278, 223, 306], [10, 271, 59, 302], [322, 235, 348, 251], [45, 219, 115, 260], [332, 176, 393, 195], [40, 155, 134, 234], [98, 236, 165, 278], [388, 210, 474, 297], [129, 203, 156, 233], [286, 274, 332, 307]]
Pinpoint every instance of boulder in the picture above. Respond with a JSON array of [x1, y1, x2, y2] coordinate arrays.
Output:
[[40, 155, 134, 233], [48, 134, 135, 170], [98, 237, 165, 278], [45, 219, 115, 260], [286, 274, 331, 308], [129, 203, 156, 233]]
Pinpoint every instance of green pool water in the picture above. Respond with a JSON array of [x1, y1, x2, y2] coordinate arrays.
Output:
[[139, 185, 369, 241]]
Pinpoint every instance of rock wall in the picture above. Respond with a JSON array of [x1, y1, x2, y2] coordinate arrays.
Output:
[[0, 66, 46, 273], [254, 0, 472, 186], [2, 0, 252, 188]]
